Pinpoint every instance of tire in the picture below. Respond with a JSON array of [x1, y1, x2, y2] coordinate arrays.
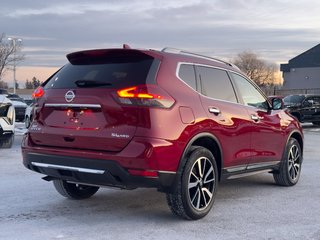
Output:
[[290, 113, 301, 122], [312, 121, 320, 126], [273, 138, 302, 186], [0, 134, 14, 148], [166, 146, 218, 220], [53, 180, 99, 200]]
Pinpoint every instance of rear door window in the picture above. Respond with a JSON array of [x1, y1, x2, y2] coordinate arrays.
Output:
[[197, 66, 238, 103]]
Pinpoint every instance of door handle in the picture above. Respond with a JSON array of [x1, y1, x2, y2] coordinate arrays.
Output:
[[251, 114, 263, 122], [208, 107, 221, 115]]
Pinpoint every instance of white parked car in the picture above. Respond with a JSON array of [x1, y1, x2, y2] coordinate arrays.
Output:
[[0, 95, 15, 148], [6, 94, 28, 122], [24, 102, 34, 128]]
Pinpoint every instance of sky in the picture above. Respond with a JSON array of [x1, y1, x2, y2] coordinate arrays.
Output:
[[1, 0, 320, 86]]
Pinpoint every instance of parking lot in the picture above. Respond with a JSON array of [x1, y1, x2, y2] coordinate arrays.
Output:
[[0, 124, 320, 240]]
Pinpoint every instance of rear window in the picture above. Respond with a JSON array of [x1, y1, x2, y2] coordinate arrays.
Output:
[[44, 53, 159, 89]]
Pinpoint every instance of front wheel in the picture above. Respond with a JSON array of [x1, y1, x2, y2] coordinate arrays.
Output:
[[312, 121, 320, 126], [53, 180, 99, 200], [166, 147, 218, 220], [273, 138, 302, 186]]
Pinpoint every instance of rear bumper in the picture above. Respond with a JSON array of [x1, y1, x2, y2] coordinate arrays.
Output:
[[23, 152, 177, 192], [22, 133, 184, 192]]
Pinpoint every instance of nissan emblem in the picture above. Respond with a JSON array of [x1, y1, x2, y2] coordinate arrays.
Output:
[[65, 90, 75, 102]]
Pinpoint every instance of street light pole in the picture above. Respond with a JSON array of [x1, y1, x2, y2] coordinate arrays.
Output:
[[7, 37, 22, 94]]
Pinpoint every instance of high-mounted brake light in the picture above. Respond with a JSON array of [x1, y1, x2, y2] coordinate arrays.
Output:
[[116, 85, 175, 108], [32, 86, 45, 99]]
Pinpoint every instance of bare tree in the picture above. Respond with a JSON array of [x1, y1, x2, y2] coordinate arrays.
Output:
[[0, 33, 24, 81], [232, 51, 277, 87]]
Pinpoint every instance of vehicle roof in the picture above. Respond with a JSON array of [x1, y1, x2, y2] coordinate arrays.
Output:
[[66, 46, 243, 75], [0, 95, 11, 104]]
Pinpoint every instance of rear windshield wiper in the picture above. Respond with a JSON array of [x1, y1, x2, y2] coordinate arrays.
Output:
[[75, 80, 112, 87]]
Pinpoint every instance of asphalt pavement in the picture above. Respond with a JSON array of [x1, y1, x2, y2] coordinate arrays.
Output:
[[0, 126, 320, 240]]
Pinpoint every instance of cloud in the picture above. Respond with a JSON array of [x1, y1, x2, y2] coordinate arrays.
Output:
[[1, 0, 320, 68], [5, 0, 202, 17]]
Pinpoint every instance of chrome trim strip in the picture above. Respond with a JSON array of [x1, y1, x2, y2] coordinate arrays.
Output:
[[224, 165, 247, 173], [31, 162, 105, 174], [158, 170, 176, 174], [44, 103, 101, 108], [246, 161, 280, 170], [227, 169, 273, 179]]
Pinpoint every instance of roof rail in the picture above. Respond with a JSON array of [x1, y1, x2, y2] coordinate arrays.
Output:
[[161, 47, 234, 67]]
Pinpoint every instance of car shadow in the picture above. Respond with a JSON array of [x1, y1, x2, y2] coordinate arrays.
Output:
[[19, 174, 281, 222]]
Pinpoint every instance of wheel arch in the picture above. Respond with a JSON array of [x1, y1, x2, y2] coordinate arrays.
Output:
[[288, 130, 304, 158], [179, 132, 223, 180]]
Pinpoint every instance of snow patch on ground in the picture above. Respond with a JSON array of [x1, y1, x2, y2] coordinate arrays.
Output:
[[15, 122, 27, 136]]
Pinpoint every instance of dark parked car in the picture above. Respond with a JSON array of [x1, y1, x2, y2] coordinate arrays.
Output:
[[22, 46, 303, 220], [284, 94, 320, 126], [7, 93, 25, 102], [0, 88, 9, 95]]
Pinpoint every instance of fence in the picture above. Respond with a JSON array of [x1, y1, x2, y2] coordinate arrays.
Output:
[[273, 88, 320, 97], [259, 86, 320, 97]]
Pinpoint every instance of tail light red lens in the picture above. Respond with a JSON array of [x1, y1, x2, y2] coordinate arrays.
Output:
[[116, 85, 175, 108], [32, 86, 45, 99]]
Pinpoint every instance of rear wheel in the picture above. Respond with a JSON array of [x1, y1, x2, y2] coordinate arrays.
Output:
[[273, 138, 302, 186], [0, 133, 14, 148], [166, 147, 218, 220], [53, 180, 99, 200]]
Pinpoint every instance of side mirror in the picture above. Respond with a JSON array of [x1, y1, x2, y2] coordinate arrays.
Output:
[[269, 97, 284, 110]]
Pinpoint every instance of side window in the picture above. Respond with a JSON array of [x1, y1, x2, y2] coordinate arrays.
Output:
[[231, 73, 269, 110], [178, 64, 197, 90], [197, 66, 237, 103], [305, 97, 320, 107]]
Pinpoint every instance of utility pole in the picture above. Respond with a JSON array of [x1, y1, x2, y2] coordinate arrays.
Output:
[[7, 37, 22, 94]]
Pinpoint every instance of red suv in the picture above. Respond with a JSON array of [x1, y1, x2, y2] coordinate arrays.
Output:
[[22, 45, 303, 220]]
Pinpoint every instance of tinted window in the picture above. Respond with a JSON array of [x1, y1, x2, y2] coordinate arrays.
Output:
[[0, 89, 8, 95], [44, 56, 157, 89], [178, 64, 197, 90], [305, 97, 320, 106], [198, 66, 237, 103], [231, 73, 268, 110], [284, 95, 305, 105]]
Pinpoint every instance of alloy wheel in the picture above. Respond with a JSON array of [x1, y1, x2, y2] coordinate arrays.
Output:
[[288, 144, 301, 181], [188, 156, 215, 210]]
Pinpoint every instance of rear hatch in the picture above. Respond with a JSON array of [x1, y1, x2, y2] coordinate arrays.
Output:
[[29, 49, 160, 152]]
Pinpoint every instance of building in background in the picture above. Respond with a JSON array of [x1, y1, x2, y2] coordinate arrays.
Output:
[[280, 44, 320, 90]]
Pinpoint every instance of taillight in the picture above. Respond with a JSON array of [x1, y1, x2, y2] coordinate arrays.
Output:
[[32, 86, 45, 98], [116, 85, 175, 108]]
